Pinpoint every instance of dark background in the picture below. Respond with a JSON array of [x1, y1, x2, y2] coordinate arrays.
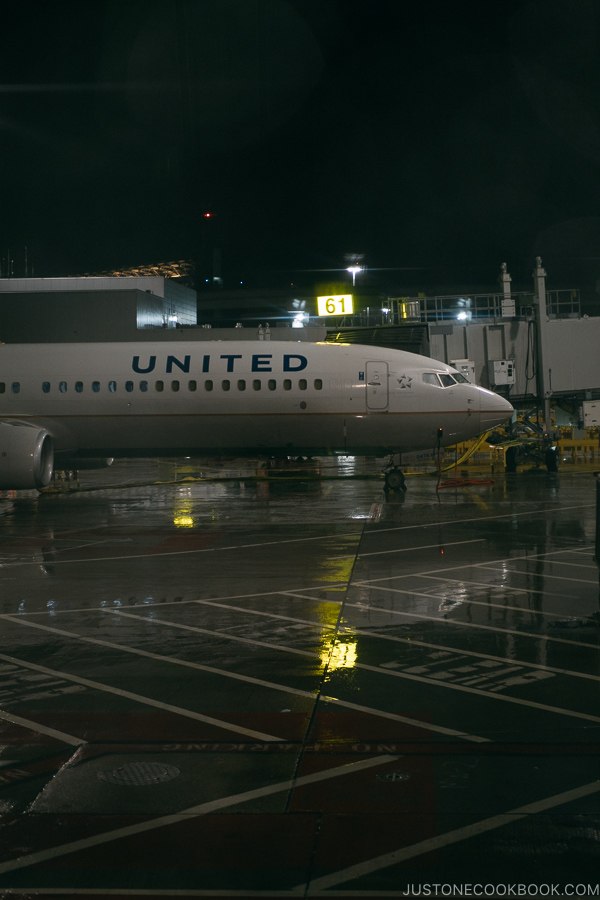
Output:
[[2, 0, 600, 296]]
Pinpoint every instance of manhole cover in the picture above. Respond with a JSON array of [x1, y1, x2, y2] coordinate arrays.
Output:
[[376, 771, 411, 783], [97, 761, 181, 786]]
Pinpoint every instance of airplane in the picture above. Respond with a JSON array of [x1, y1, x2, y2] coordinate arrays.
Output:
[[0, 340, 513, 491]]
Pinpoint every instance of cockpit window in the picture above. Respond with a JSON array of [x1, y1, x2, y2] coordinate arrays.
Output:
[[452, 372, 469, 383], [439, 373, 456, 387], [423, 371, 462, 388]]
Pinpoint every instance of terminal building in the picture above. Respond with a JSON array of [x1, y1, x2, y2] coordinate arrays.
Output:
[[0, 275, 198, 341]]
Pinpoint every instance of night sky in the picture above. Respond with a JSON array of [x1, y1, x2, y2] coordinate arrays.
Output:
[[2, 0, 600, 293]]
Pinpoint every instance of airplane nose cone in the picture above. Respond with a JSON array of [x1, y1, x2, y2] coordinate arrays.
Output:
[[479, 389, 514, 429]]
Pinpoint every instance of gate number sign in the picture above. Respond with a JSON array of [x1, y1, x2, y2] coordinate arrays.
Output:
[[316, 294, 354, 317]]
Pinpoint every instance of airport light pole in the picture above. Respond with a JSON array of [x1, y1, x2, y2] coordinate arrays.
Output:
[[347, 265, 363, 286]]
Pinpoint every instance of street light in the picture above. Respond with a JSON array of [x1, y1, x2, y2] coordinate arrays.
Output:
[[347, 265, 363, 286]]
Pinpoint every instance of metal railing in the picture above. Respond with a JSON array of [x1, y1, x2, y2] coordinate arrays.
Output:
[[384, 289, 581, 324]]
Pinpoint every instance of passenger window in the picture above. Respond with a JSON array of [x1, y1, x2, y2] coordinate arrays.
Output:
[[140, 381, 148, 392], [92, 381, 101, 393], [222, 379, 231, 391], [268, 379, 276, 391], [171, 380, 180, 392], [205, 380, 213, 392], [75, 381, 84, 393], [253, 379, 261, 391], [299, 379, 307, 390], [125, 381, 134, 392], [237, 379, 246, 391], [12, 382, 21, 394], [42, 382, 51, 394], [283, 379, 292, 391], [188, 380, 197, 392], [108, 381, 117, 393], [314, 378, 323, 390], [59, 382, 67, 393], [155, 380, 164, 392]]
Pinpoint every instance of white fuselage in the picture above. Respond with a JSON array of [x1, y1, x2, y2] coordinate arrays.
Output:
[[0, 340, 513, 457]]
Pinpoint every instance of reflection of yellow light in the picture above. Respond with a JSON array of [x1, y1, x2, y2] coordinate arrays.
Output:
[[317, 294, 354, 317], [317, 555, 354, 589], [173, 512, 195, 528], [321, 639, 358, 672]]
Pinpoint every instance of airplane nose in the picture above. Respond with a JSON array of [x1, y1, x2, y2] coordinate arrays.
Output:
[[479, 388, 514, 429]]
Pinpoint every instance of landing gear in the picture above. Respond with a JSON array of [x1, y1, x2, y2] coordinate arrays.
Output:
[[384, 465, 406, 492]]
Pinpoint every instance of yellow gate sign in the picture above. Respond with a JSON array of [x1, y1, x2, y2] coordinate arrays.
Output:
[[316, 294, 354, 316]]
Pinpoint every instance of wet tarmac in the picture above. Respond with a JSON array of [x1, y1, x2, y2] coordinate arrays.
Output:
[[0, 458, 599, 899]]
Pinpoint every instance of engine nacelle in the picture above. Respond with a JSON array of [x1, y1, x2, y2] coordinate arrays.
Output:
[[0, 421, 54, 489]]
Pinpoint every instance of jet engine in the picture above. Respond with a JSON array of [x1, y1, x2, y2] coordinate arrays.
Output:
[[0, 421, 54, 489]]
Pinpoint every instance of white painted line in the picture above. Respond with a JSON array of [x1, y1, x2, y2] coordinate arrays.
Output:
[[340, 620, 600, 683], [194, 597, 338, 627], [193, 596, 600, 683], [0, 530, 362, 569], [352, 659, 600, 725], [359, 545, 596, 584], [10, 585, 347, 620], [3, 617, 485, 744], [108, 609, 317, 658], [0, 709, 83, 747], [2, 616, 317, 701], [0, 754, 397, 876], [353, 584, 600, 650], [0, 651, 282, 742], [305, 777, 600, 891], [412, 575, 595, 616], [356, 538, 486, 558], [543, 559, 599, 570], [476, 564, 599, 585], [321, 696, 488, 742], [363, 504, 594, 535]]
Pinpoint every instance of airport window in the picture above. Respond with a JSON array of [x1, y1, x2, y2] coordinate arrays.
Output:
[[12, 382, 20, 394], [299, 378, 307, 391], [75, 381, 84, 393], [59, 381, 67, 393], [140, 381, 148, 392], [125, 381, 134, 392], [108, 381, 117, 393], [171, 380, 180, 392], [155, 380, 164, 392], [222, 379, 231, 391], [237, 379, 246, 391], [92, 381, 101, 393], [42, 382, 51, 394], [314, 378, 323, 390], [253, 379, 261, 391], [283, 379, 292, 391], [205, 380, 213, 392], [188, 380, 197, 391], [268, 379, 276, 391]]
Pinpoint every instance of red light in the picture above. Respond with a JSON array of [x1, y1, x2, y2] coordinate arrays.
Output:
[[202, 211, 214, 219]]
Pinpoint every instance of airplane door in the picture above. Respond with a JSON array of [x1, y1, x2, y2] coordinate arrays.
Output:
[[366, 361, 389, 410]]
